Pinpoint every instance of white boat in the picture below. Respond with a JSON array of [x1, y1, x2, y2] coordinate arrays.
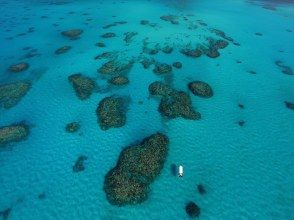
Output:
[[178, 165, 183, 177]]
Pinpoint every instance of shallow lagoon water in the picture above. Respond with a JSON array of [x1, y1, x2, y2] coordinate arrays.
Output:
[[0, 0, 294, 219]]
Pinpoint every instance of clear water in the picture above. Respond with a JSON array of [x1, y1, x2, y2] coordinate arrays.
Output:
[[0, 0, 294, 219]]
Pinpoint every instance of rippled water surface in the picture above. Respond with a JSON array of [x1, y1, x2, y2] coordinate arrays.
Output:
[[0, 0, 293, 219]]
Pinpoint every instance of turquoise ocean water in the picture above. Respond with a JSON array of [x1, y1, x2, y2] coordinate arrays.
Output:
[[0, 0, 293, 219]]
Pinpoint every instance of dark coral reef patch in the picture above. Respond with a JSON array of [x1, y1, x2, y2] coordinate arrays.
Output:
[[68, 73, 95, 100], [284, 101, 294, 110], [0, 122, 29, 147], [61, 29, 83, 40], [275, 61, 293, 75], [108, 76, 129, 86], [149, 81, 201, 120], [0, 81, 31, 109], [98, 60, 133, 76], [104, 133, 169, 206], [188, 81, 213, 98], [96, 96, 126, 130], [55, 46, 71, 55], [73, 155, 87, 172], [153, 63, 172, 75], [8, 62, 30, 72], [185, 201, 201, 218], [65, 122, 80, 133]]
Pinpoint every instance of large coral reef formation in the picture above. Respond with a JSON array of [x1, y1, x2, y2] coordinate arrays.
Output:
[[104, 133, 169, 206]]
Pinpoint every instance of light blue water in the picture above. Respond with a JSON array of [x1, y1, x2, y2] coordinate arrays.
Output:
[[0, 0, 294, 219]]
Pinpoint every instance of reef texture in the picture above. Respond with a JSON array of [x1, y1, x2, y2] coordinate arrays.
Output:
[[73, 155, 88, 172], [108, 76, 129, 86], [96, 97, 126, 130], [285, 101, 294, 110], [153, 63, 172, 75], [0, 81, 31, 109], [65, 122, 80, 133], [8, 62, 29, 73], [185, 201, 201, 218], [104, 133, 169, 206], [149, 81, 201, 120], [275, 61, 293, 75], [61, 29, 83, 40], [188, 81, 213, 98], [68, 73, 95, 100], [0, 123, 29, 147], [55, 46, 72, 55], [98, 60, 133, 76]]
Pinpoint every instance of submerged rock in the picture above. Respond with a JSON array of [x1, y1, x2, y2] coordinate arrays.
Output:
[[172, 62, 182, 69], [61, 29, 83, 39], [238, 120, 245, 127], [0, 81, 31, 109], [0, 208, 11, 220], [95, 42, 106, 47], [109, 76, 129, 86], [68, 73, 95, 100], [8, 62, 29, 72], [98, 60, 133, 75], [148, 81, 173, 96], [55, 46, 71, 55], [140, 58, 154, 69], [285, 101, 294, 110], [65, 122, 80, 133], [160, 15, 179, 24], [0, 123, 29, 147], [140, 20, 149, 25], [104, 133, 169, 206], [101, 32, 116, 38], [153, 63, 172, 75], [185, 201, 201, 218], [96, 97, 126, 130], [161, 45, 173, 54], [188, 81, 213, 98], [180, 47, 202, 58], [149, 81, 200, 120], [275, 61, 293, 75], [197, 184, 206, 195], [38, 192, 46, 200], [124, 32, 137, 44], [73, 155, 87, 172]]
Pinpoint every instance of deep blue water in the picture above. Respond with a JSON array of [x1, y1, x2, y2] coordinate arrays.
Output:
[[0, 0, 293, 219]]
